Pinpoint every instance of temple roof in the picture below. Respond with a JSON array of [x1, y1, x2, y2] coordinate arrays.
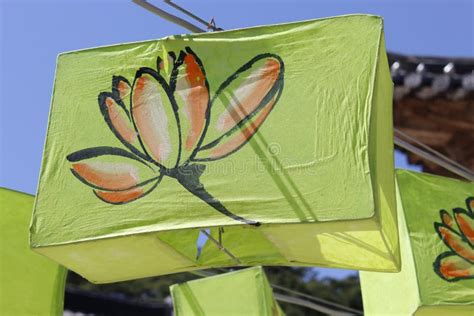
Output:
[[389, 53, 473, 178]]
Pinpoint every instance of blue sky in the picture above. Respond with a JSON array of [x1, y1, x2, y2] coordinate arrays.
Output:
[[0, 0, 471, 279]]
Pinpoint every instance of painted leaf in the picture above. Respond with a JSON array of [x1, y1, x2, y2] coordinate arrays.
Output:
[[131, 69, 181, 168], [435, 223, 474, 262], [194, 54, 284, 161], [172, 48, 210, 160], [454, 208, 474, 245], [66, 147, 159, 191], [94, 179, 160, 205], [434, 252, 474, 281]]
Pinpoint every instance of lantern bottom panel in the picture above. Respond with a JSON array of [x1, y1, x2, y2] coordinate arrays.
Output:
[[33, 215, 399, 283]]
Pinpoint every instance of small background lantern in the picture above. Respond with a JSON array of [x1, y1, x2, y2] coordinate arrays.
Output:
[[171, 267, 285, 316]]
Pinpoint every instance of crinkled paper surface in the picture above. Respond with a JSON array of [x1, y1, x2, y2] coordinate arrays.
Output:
[[361, 170, 474, 315], [171, 267, 284, 316], [33, 14, 390, 245], [30, 15, 398, 283], [0, 188, 66, 315]]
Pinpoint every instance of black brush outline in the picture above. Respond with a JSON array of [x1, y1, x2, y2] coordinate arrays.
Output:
[[156, 51, 177, 76], [111, 75, 132, 115], [169, 50, 186, 93], [439, 209, 453, 226], [67, 146, 146, 163], [466, 197, 474, 214]]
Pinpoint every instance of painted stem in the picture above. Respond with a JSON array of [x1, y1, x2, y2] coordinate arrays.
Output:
[[174, 164, 260, 226]]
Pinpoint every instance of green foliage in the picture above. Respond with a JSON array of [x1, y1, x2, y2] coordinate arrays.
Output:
[[67, 272, 198, 303]]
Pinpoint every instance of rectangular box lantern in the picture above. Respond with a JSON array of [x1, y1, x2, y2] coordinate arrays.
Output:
[[171, 267, 284, 316], [360, 170, 474, 315], [1, 188, 67, 316], [31, 15, 399, 283]]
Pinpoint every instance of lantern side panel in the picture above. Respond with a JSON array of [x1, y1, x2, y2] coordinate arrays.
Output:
[[360, 183, 421, 315], [0, 188, 67, 316], [262, 219, 399, 271], [397, 170, 474, 306], [171, 267, 270, 316], [34, 231, 206, 284], [367, 32, 400, 269], [31, 15, 385, 247], [33, 216, 400, 283], [30, 14, 399, 282], [415, 305, 474, 315]]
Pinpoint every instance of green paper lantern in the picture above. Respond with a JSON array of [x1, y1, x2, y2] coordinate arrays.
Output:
[[360, 170, 474, 315], [31, 15, 399, 283], [0, 188, 67, 316], [171, 267, 284, 316]]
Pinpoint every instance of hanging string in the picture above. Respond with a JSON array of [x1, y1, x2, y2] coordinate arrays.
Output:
[[271, 283, 363, 314], [273, 293, 355, 316], [132, 0, 205, 33], [199, 229, 241, 264], [394, 129, 474, 181], [163, 0, 223, 31]]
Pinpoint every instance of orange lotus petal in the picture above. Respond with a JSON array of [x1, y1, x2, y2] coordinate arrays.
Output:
[[454, 210, 474, 245], [176, 53, 209, 151], [118, 80, 131, 101], [216, 58, 280, 133], [436, 253, 474, 280], [440, 210, 456, 231], [72, 161, 140, 191], [95, 187, 144, 204], [132, 74, 174, 164], [159, 53, 175, 72], [209, 95, 277, 159], [437, 225, 474, 262], [104, 97, 137, 144]]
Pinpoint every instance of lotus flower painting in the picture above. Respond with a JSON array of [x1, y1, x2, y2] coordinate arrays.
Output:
[[360, 170, 474, 316], [32, 16, 402, 283], [434, 197, 474, 281], [66, 47, 284, 226]]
